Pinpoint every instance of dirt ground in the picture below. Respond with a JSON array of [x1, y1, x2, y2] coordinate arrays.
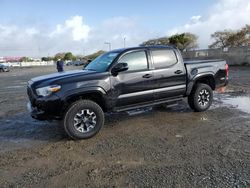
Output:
[[0, 66, 250, 187]]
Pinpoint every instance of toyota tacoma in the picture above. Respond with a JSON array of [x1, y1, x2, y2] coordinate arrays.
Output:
[[27, 46, 229, 139]]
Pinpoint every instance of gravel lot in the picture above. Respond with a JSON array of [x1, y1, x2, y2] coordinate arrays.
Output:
[[0, 66, 250, 187]]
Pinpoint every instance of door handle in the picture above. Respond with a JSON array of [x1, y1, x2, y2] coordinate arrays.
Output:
[[174, 70, 183, 74], [142, 74, 153, 78]]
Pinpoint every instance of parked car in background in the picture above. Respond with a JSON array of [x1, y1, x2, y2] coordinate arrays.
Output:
[[0, 64, 10, 72], [65, 61, 73, 66], [73, 61, 85, 66]]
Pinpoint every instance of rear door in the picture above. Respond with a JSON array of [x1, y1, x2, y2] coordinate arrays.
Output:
[[151, 49, 186, 100], [110, 50, 155, 108]]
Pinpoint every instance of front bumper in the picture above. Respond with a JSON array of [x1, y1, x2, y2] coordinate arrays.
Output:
[[27, 89, 64, 121], [27, 102, 52, 120]]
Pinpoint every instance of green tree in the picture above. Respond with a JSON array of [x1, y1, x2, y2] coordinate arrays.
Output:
[[140, 37, 169, 46], [209, 25, 250, 49], [64, 52, 76, 61], [168, 33, 198, 51], [20, 57, 30, 62], [84, 50, 106, 60], [41, 57, 53, 61], [75, 55, 86, 61], [227, 25, 250, 47], [140, 33, 198, 51], [209, 30, 233, 49], [41, 57, 48, 61], [54, 53, 65, 61]]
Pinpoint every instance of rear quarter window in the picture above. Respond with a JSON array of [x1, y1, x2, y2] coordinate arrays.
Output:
[[151, 50, 177, 69]]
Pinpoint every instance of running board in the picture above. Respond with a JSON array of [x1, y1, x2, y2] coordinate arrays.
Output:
[[114, 97, 183, 112]]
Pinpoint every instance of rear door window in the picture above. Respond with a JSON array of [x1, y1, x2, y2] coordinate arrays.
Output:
[[151, 50, 177, 69]]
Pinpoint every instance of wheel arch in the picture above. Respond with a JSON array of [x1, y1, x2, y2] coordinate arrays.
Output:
[[187, 74, 215, 95], [62, 88, 107, 113]]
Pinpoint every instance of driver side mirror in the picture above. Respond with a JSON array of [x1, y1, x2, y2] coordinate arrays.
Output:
[[111, 62, 128, 75]]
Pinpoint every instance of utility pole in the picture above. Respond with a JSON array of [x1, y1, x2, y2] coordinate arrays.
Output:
[[104, 42, 111, 51], [123, 37, 126, 48]]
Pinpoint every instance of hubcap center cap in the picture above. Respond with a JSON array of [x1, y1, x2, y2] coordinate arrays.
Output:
[[82, 117, 88, 123], [198, 89, 210, 107], [74, 109, 97, 133]]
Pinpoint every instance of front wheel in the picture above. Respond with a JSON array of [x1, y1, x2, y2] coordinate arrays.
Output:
[[188, 84, 213, 112], [63, 100, 104, 139]]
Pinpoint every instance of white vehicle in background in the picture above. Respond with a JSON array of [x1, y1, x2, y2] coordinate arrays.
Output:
[[0, 64, 10, 72]]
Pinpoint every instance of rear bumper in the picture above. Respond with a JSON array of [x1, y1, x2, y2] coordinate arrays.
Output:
[[225, 79, 229, 86], [215, 79, 228, 93]]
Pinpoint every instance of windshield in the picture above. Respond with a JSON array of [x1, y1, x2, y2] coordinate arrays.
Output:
[[84, 52, 119, 72]]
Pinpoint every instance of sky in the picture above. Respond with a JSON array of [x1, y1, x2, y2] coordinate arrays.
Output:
[[0, 0, 250, 57]]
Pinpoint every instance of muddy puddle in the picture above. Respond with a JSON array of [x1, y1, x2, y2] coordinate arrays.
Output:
[[216, 93, 250, 114], [0, 113, 65, 153]]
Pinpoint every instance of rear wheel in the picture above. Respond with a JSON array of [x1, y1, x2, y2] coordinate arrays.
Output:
[[63, 100, 104, 139], [188, 84, 213, 112]]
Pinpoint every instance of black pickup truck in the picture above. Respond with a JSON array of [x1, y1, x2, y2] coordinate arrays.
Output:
[[27, 46, 229, 139]]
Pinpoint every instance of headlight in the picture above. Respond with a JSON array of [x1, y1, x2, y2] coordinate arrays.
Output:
[[36, 85, 61, 97]]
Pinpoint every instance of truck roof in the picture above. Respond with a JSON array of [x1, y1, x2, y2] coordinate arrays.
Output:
[[111, 45, 176, 53]]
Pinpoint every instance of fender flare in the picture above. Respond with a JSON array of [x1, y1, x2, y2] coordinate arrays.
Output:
[[186, 73, 215, 95], [61, 86, 107, 102]]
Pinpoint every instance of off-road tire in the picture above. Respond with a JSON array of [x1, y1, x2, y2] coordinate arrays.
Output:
[[63, 100, 104, 139], [188, 84, 213, 112]]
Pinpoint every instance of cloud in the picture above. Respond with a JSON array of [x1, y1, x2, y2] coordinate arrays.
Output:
[[86, 16, 158, 52], [2, 0, 250, 57], [25, 28, 39, 35], [0, 16, 157, 57], [190, 15, 202, 24], [0, 24, 41, 56], [49, 15, 90, 41], [167, 0, 250, 48], [0, 25, 17, 37]]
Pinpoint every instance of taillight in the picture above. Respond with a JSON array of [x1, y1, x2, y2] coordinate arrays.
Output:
[[225, 63, 229, 79]]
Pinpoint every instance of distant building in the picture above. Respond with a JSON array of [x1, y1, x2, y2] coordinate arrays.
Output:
[[30, 58, 41, 62], [3, 56, 22, 62]]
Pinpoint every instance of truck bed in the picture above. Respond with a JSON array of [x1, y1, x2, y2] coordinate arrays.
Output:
[[184, 59, 228, 90]]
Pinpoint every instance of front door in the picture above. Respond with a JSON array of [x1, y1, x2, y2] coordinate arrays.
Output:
[[110, 50, 154, 108]]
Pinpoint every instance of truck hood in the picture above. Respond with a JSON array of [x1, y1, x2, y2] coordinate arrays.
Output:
[[30, 70, 96, 84]]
